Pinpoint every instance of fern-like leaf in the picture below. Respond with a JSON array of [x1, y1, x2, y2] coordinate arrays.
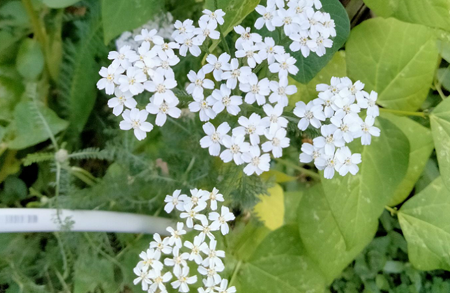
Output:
[[68, 147, 112, 160], [23, 152, 55, 166]]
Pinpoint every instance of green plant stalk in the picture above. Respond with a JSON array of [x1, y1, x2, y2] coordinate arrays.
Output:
[[385, 205, 398, 215], [21, 0, 47, 48], [276, 158, 321, 180], [214, 0, 232, 57], [229, 260, 243, 287], [379, 108, 427, 118]]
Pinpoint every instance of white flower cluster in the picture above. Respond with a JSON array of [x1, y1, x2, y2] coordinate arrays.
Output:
[[133, 188, 236, 293], [295, 77, 381, 179], [96, 9, 227, 141], [255, 0, 336, 57]]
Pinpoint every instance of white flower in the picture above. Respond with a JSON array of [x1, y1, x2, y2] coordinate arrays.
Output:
[[335, 147, 361, 176], [208, 84, 242, 115], [154, 54, 180, 76], [201, 239, 225, 269], [171, 266, 197, 293], [233, 113, 267, 146], [316, 76, 345, 94], [164, 190, 188, 213], [330, 112, 360, 143], [235, 42, 263, 68], [118, 67, 147, 95], [299, 142, 324, 163], [172, 19, 195, 40], [198, 265, 224, 285], [119, 109, 153, 141], [181, 203, 207, 228], [187, 69, 215, 100], [108, 45, 137, 69], [255, 4, 278, 31], [321, 13, 336, 38], [152, 41, 180, 60], [242, 146, 271, 176], [97, 64, 124, 95], [303, 8, 324, 35], [313, 124, 345, 155], [209, 206, 235, 235], [184, 234, 208, 264], [166, 222, 187, 248], [147, 270, 172, 293], [268, 77, 297, 106], [146, 98, 181, 127], [144, 69, 178, 105], [135, 28, 164, 45], [196, 19, 220, 42], [262, 103, 289, 134], [316, 91, 337, 118], [108, 88, 137, 116], [136, 41, 157, 62], [314, 34, 333, 57], [262, 128, 290, 158], [194, 217, 216, 240], [133, 263, 152, 291], [289, 31, 317, 58], [315, 153, 337, 179], [200, 278, 219, 293], [201, 9, 226, 26], [177, 33, 202, 57], [164, 246, 189, 275], [278, 8, 301, 36], [200, 122, 230, 156], [150, 233, 173, 255], [354, 116, 380, 145], [234, 26, 262, 48], [220, 135, 250, 165], [221, 58, 252, 89], [189, 98, 217, 122], [207, 188, 224, 210], [269, 53, 299, 78], [293, 101, 325, 130], [203, 53, 231, 81], [259, 37, 285, 64], [361, 91, 379, 117], [186, 188, 209, 207], [347, 79, 365, 101], [215, 279, 237, 293], [138, 248, 163, 271], [240, 74, 270, 105]]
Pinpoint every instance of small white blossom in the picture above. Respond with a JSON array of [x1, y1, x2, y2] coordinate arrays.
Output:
[[201, 9, 226, 26], [242, 146, 271, 176], [138, 249, 163, 271], [268, 77, 297, 106], [187, 69, 215, 100], [207, 188, 224, 211], [164, 247, 189, 275], [184, 234, 208, 264], [189, 98, 217, 122], [118, 67, 147, 95], [171, 266, 197, 293], [119, 109, 153, 141], [313, 124, 345, 155], [240, 74, 270, 105], [166, 222, 187, 248], [203, 53, 231, 81], [200, 122, 231, 156], [146, 98, 181, 127], [181, 203, 208, 228], [150, 233, 173, 255], [262, 127, 290, 158], [221, 58, 252, 89], [107, 88, 137, 116], [293, 101, 325, 130], [133, 263, 152, 291], [220, 135, 250, 165], [164, 190, 188, 213], [215, 279, 237, 293], [233, 113, 267, 146], [97, 65, 124, 95], [147, 270, 172, 293], [201, 239, 225, 269], [208, 84, 242, 115], [335, 147, 361, 176], [269, 53, 299, 78]]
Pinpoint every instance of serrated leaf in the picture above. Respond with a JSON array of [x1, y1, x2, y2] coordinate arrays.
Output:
[[382, 113, 434, 206], [253, 184, 284, 230], [398, 177, 450, 271], [7, 101, 68, 150], [363, 0, 450, 32], [321, 117, 409, 249], [430, 98, 450, 190], [346, 18, 439, 111], [238, 225, 326, 293], [102, 0, 164, 44], [297, 184, 372, 283]]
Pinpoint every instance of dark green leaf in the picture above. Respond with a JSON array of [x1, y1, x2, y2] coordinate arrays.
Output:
[[16, 39, 44, 81]]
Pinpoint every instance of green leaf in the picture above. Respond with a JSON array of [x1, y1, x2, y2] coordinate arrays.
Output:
[[297, 184, 373, 283], [238, 225, 327, 293], [346, 18, 439, 111], [321, 117, 409, 249], [290, 0, 350, 83], [7, 101, 68, 150], [0, 67, 24, 122], [289, 50, 346, 105], [437, 40, 450, 63], [382, 113, 434, 206], [437, 68, 450, 91], [43, 0, 81, 8], [364, 0, 450, 32], [398, 177, 450, 271], [15, 39, 44, 81], [205, 0, 260, 52], [430, 97, 450, 190], [253, 184, 284, 230], [101, 0, 164, 44]]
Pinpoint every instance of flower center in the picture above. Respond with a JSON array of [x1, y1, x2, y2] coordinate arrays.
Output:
[[251, 85, 260, 94], [157, 84, 166, 93], [179, 26, 186, 33], [203, 29, 210, 36], [272, 137, 280, 146], [340, 124, 349, 132], [270, 114, 278, 123], [163, 43, 169, 50], [160, 103, 169, 113], [118, 96, 125, 103], [325, 135, 334, 144], [263, 12, 273, 20], [305, 111, 314, 120], [195, 79, 203, 87], [222, 96, 231, 106], [214, 62, 222, 70], [278, 87, 286, 95], [211, 132, 220, 143], [243, 32, 250, 40], [284, 17, 292, 24], [131, 120, 141, 129], [313, 150, 321, 159], [246, 125, 256, 134], [201, 101, 209, 109], [296, 7, 304, 14], [246, 50, 254, 58], [184, 38, 192, 47], [251, 156, 260, 166], [161, 61, 169, 69], [281, 62, 289, 70], [362, 124, 370, 133], [107, 74, 114, 82], [129, 77, 136, 85], [231, 69, 241, 78], [230, 144, 240, 154], [344, 158, 352, 165]]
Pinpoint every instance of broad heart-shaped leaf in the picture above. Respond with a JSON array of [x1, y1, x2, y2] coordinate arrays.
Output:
[[253, 184, 284, 231], [7, 101, 68, 150], [364, 0, 450, 32], [430, 97, 450, 191], [43, 0, 80, 8], [289, 51, 346, 106], [290, 0, 349, 84], [382, 113, 434, 207], [205, 0, 260, 52], [101, 0, 164, 44], [398, 177, 450, 271], [346, 18, 439, 111], [298, 184, 373, 283], [321, 117, 409, 249], [238, 225, 327, 293]]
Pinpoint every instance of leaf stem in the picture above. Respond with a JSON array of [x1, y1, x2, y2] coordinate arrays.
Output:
[[276, 158, 321, 180], [229, 260, 243, 287], [214, 0, 232, 57], [385, 205, 398, 215], [21, 0, 47, 48], [379, 108, 427, 118]]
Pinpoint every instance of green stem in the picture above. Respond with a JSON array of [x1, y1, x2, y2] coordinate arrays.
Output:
[[229, 260, 243, 287], [379, 108, 427, 118], [276, 158, 321, 180], [22, 0, 47, 47], [214, 0, 232, 57], [385, 205, 398, 215]]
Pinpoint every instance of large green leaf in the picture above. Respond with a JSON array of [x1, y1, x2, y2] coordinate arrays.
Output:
[[398, 177, 450, 271], [7, 101, 68, 150], [101, 0, 164, 44], [238, 225, 326, 293], [290, 0, 349, 84], [430, 97, 450, 190], [16, 39, 44, 81], [298, 184, 373, 283], [364, 0, 450, 32], [43, 0, 81, 8], [321, 117, 409, 249], [289, 51, 346, 105], [382, 113, 434, 206], [346, 18, 439, 111]]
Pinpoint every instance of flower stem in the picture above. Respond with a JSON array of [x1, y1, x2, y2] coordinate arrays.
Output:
[[229, 260, 243, 287], [276, 158, 321, 180], [379, 108, 427, 118]]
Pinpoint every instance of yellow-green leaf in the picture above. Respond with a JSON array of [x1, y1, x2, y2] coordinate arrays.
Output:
[[253, 184, 284, 231]]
